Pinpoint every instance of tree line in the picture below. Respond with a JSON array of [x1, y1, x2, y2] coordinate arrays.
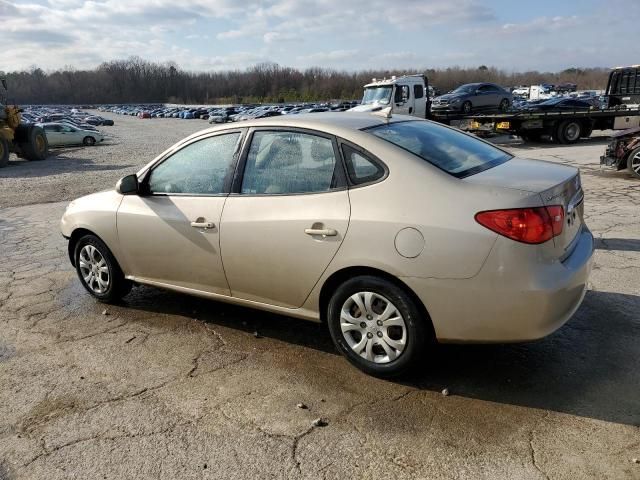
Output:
[[1, 57, 611, 105]]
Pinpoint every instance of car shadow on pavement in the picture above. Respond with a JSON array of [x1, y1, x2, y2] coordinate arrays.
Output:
[[595, 237, 640, 252], [121, 287, 638, 426], [404, 289, 640, 426]]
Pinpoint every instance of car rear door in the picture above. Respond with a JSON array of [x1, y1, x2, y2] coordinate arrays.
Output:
[[220, 128, 350, 308]]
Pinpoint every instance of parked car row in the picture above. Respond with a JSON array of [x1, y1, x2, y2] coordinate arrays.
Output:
[[19, 106, 110, 148], [99, 101, 361, 123]]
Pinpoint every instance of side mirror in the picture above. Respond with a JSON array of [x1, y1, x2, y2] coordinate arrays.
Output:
[[116, 174, 139, 195]]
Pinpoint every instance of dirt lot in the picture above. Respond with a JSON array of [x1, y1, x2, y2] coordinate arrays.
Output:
[[0, 112, 639, 479]]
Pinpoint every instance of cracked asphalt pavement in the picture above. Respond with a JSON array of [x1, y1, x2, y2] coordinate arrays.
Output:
[[0, 114, 639, 479]]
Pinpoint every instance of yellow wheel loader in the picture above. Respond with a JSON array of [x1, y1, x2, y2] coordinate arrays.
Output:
[[0, 78, 49, 168]]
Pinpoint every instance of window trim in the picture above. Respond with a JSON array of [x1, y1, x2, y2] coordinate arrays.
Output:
[[337, 139, 389, 188], [140, 129, 246, 197], [230, 126, 348, 197]]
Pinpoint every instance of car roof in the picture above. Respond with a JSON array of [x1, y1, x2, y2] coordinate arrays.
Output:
[[183, 112, 416, 141]]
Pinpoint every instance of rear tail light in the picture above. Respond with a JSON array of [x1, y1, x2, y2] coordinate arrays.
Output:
[[475, 206, 564, 244]]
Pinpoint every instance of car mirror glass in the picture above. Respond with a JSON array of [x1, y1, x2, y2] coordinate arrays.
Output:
[[116, 174, 139, 195]]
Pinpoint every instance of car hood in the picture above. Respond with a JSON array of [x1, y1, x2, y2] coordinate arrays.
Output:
[[348, 104, 386, 112], [463, 157, 577, 193], [435, 93, 463, 101]]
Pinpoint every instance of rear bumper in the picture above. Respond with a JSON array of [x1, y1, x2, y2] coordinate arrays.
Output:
[[402, 226, 594, 343]]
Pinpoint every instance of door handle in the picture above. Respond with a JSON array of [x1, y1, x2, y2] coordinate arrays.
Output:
[[191, 221, 215, 229], [305, 228, 337, 237]]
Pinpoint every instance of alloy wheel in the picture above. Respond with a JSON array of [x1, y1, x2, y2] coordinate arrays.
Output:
[[340, 291, 407, 364], [78, 245, 110, 294], [631, 151, 640, 178]]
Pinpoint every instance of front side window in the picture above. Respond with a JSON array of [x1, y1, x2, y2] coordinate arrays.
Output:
[[368, 121, 512, 178], [148, 133, 240, 194], [394, 85, 410, 103], [414, 85, 424, 99], [241, 131, 339, 195]]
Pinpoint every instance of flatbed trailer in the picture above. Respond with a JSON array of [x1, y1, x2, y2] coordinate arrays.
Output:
[[431, 106, 640, 144]]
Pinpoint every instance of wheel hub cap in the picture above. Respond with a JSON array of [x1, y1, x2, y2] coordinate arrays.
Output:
[[339, 291, 407, 364], [78, 245, 110, 294]]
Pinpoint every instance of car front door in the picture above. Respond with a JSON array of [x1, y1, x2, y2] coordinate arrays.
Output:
[[59, 125, 80, 145], [116, 131, 243, 295], [220, 129, 350, 308], [473, 85, 491, 108], [393, 84, 413, 115]]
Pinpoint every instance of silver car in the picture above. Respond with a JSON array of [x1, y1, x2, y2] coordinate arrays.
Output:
[[41, 122, 104, 147], [60, 113, 593, 377]]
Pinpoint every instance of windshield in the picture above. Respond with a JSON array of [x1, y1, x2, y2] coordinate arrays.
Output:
[[452, 84, 477, 94], [368, 121, 512, 178], [362, 86, 393, 105]]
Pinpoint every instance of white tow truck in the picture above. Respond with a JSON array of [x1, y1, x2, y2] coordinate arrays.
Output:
[[349, 74, 432, 118]]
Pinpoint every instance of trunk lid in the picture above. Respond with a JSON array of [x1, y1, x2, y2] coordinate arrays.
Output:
[[465, 157, 584, 256]]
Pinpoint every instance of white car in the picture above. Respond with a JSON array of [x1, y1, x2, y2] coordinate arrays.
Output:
[[40, 122, 104, 147], [512, 86, 530, 97]]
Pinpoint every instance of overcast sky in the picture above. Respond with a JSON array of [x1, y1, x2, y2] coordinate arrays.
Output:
[[2, 0, 638, 72]]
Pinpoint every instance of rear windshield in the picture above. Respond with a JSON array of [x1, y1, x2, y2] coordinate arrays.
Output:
[[368, 121, 512, 178]]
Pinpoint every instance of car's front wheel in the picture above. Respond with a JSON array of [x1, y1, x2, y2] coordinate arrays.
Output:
[[83, 136, 96, 146], [327, 275, 428, 377], [461, 101, 472, 114], [74, 234, 131, 302], [628, 147, 640, 179]]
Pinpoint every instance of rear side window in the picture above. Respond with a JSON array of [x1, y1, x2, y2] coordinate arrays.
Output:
[[368, 121, 512, 178], [241, 131, 340, 195], [342, 145, 385, 185]]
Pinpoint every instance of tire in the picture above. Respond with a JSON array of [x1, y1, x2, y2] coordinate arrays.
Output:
[[627, 147, 640, 179], [499, 98, 510, 112], [83, 136, 96, 146], [555, 120, 582, 144], [16, 124, 48, 161], [461, 101, 472, 114], [327, 275, 429, 378], [74, 234, 132, 303], [0, 136, 9, 168]]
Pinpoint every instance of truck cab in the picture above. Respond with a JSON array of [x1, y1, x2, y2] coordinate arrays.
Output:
[[606, 65, 640, 109], [350, 74, 431, 118]]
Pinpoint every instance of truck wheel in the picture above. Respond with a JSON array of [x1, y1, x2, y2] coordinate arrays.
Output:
[[555, 120, 582, 144], [16, 125, 48, 160], [628, 147, 640, 179], [461, 101, 472, 114], [0, 136, 9, 168]]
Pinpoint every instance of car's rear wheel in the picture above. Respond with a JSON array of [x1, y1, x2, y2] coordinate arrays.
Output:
[[627, 147, 640, 179], [83, 136, 96, 146], [461, 101, 472, 114], [74, 234, 131, 302], [499, 98, 510, 112], [327, 275, 428, 377]]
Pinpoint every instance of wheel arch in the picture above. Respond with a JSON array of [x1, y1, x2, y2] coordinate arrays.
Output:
[[318, 266, 435, 338]]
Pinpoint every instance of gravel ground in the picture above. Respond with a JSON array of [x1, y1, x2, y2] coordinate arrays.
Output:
[[0, 111, 208, 208], [0, 111, 639, 479]]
